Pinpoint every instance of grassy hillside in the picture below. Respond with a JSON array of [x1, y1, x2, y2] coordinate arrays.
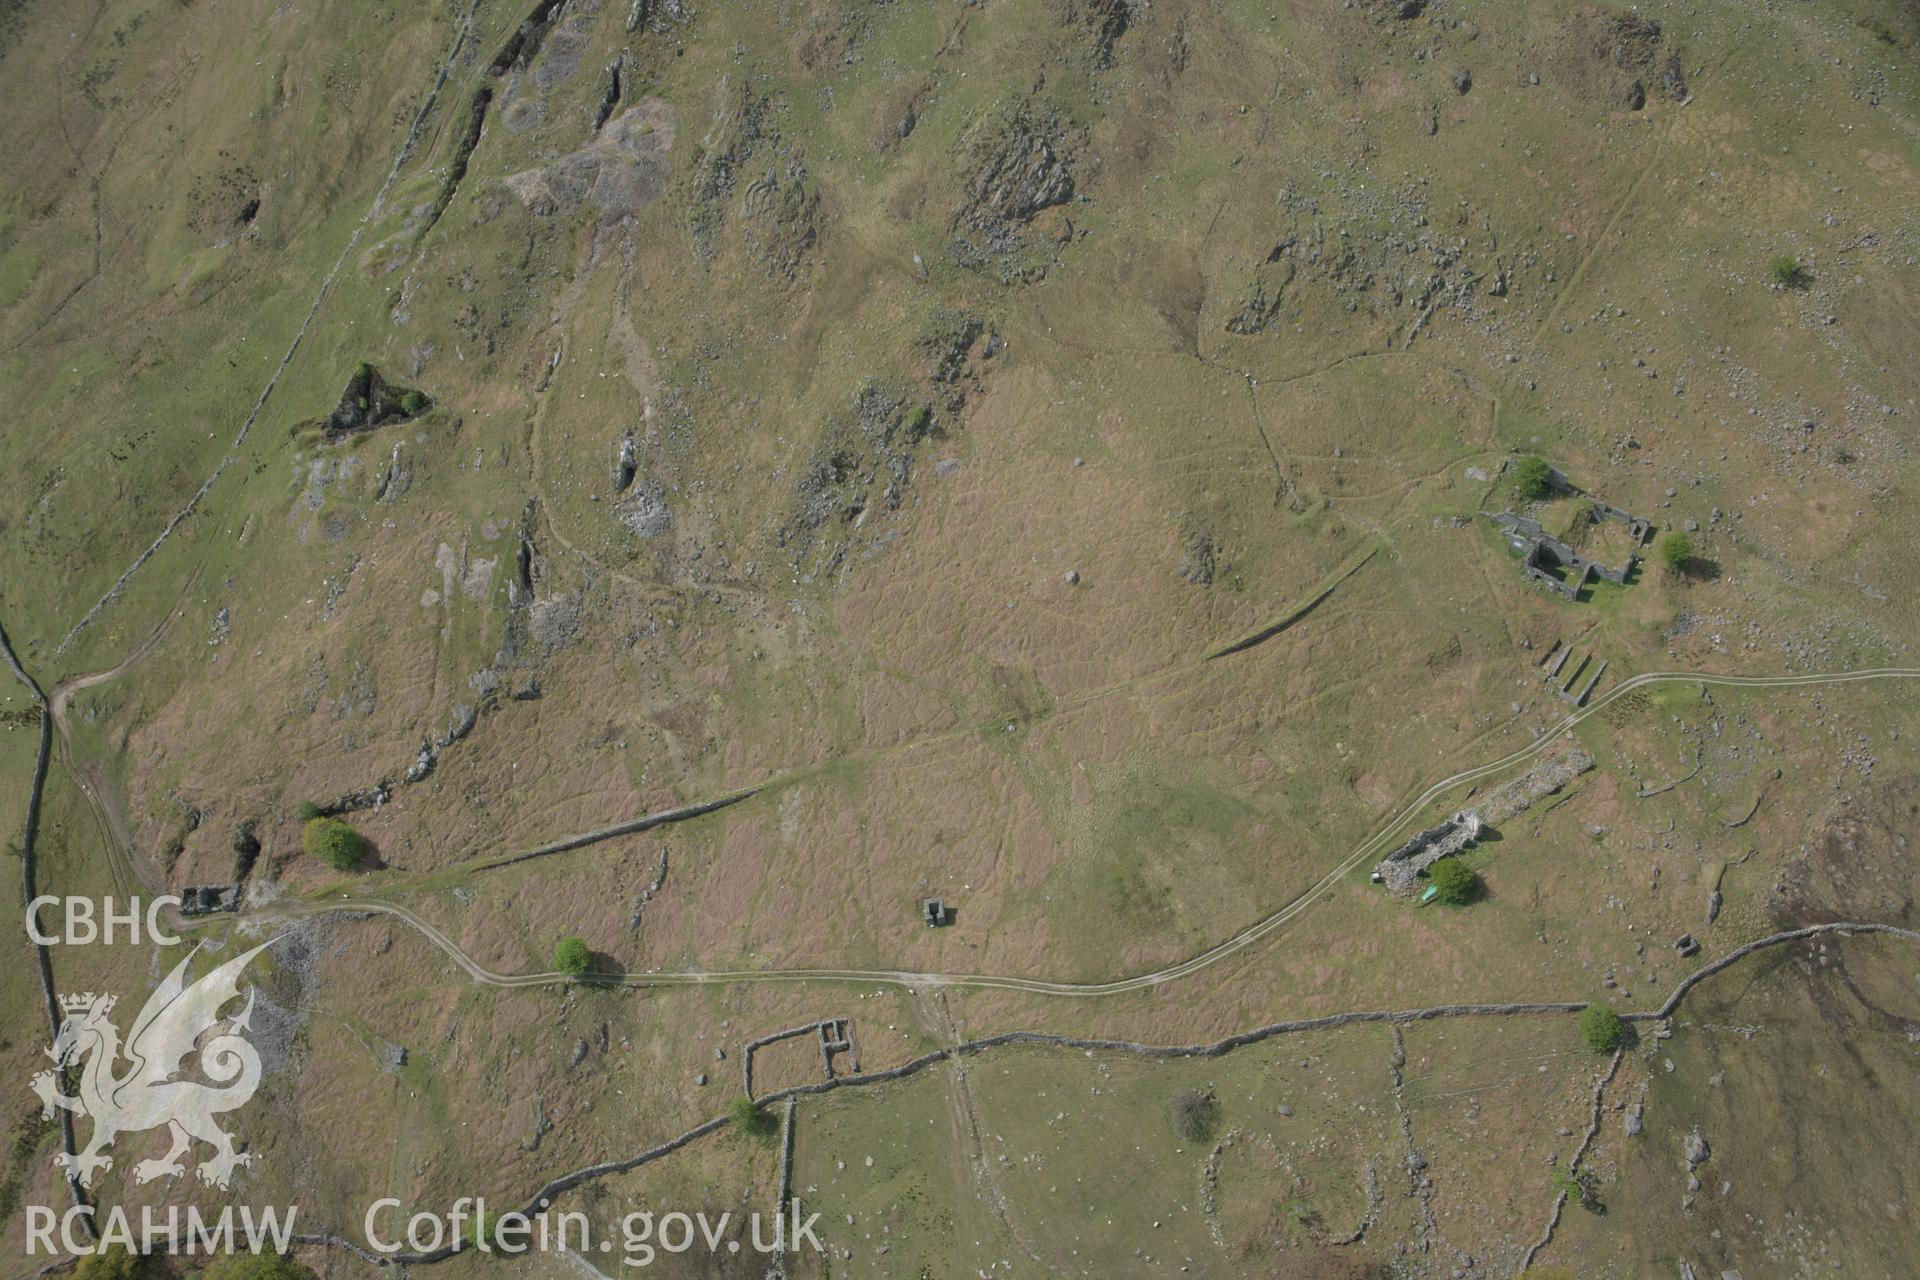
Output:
[[2, 0, 1917, 1273]]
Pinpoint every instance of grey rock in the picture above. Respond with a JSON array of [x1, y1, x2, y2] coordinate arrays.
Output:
[[616, 482, 672, 539], [443, 701, 478, 745]]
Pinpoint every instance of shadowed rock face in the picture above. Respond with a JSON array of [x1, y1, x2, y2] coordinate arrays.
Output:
[[326, 365, 431, 439], [1071, 0, 1134, 67]]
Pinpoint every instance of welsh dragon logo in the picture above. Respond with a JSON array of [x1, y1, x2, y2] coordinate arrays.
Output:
[[31, 939, 275, 1190]]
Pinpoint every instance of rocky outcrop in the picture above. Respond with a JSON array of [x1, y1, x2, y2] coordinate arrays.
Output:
[[1178, 527, 1218, 585], [486, 0, 567, 77], [1580, 12, 1688, 111], [506, 100, 675, 219], [949, 104, 1081, 281], [325, 364, 431, 439], [1224, 266, 1293, 335], [781, 382, 937, 573], [678, 84, 815, 278], [422, 87, 492, 235], [1069, 0, 1134, 67]]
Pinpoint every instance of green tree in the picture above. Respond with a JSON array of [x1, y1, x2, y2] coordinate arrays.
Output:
[[553, 935, 592, 976], [1579, 1004, 1625, 1053], [467, 1207, 501, 1251], [302, 817, 369, 871], [400, 389, 429, 416], [74, 1244, 140, 1280], [1168, 1088, 1219, 1143], [1426, 857, 1477, 906], [729, 1096, 778, 1138], [1769, 254, 1804, 286], [1512, 455, 1555, 501], [296, 800, 323, 822], [1656, 531, 1694, 574], [199, 1254, 319, 1280]]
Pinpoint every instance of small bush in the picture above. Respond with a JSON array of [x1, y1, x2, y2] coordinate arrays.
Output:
[[201, 1255, 320, 1280], [400, 389, 429, 416], [1426, 857, 1477, 905], [729, 1097, 779, 1138], [302, 817, 369, 871], [467, 1207, 500, 1251], [353, 360, 372, 381], [1769, 254, 1804, 287], [1552, 1167, 1606, 1213], [1656, 531, 1694, 574], [553, 935, 592, 976], [1512, 455, 1555, 501], [1579, 1004, 1625, 1053], [74, 1245, 140, 1280], [1168, 1088, 1219, 1143], [297, 800, 323, 822]]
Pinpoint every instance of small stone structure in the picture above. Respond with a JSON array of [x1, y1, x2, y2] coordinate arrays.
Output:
[[1485, 496, 1651, 602], [1589, 499, 1651, 544], [1373, 811, 1483, 896], [179, 884, 241, 916], [922, 897, 950, 927], [1372, 739, 1596, 896], [1538, 641, 1610, 703], [743, 1018, 859, 1101]]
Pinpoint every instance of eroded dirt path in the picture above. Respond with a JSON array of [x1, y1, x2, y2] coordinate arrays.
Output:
[[48, 569, 203, 896]]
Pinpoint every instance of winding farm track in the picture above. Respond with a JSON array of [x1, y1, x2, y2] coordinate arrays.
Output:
[[244, 666, 1920, 999], [9, 10, 1912, 1272]]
